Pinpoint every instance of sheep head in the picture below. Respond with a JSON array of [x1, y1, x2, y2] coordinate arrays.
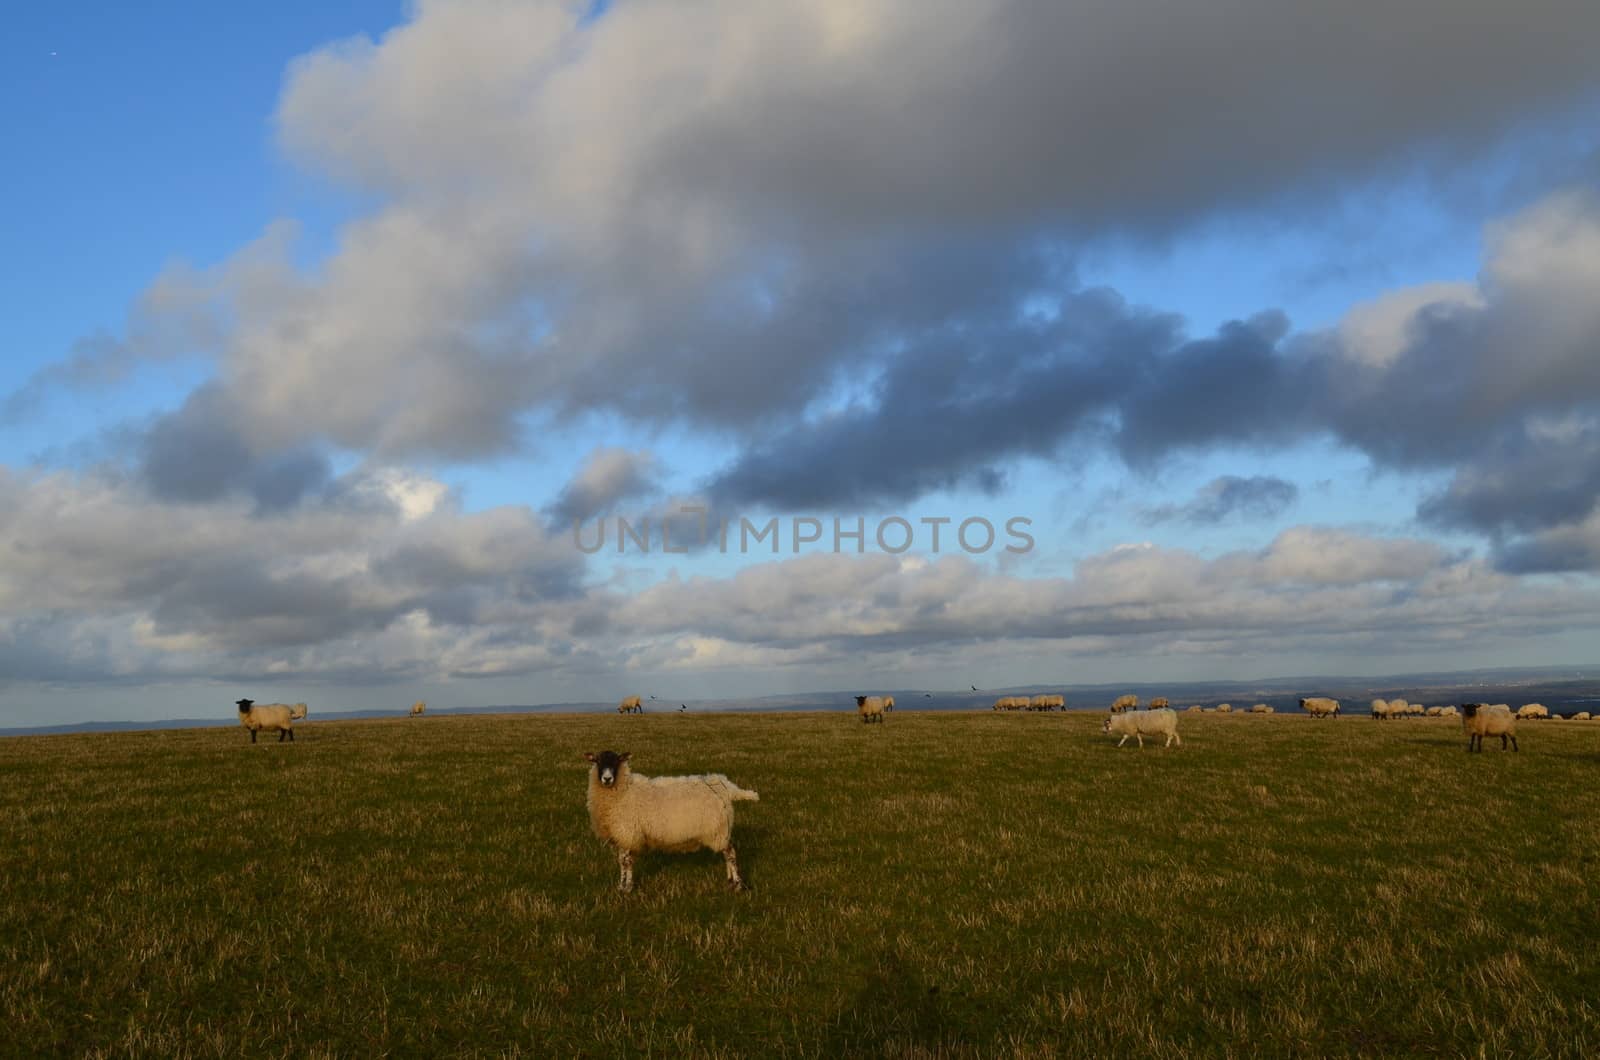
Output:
[[585, 750, 631, 788], [235, 699, 254, 713]]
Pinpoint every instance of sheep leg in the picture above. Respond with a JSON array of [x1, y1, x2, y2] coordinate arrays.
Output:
[[722, 845, 745, 891], [249, 729, 257, 743], [1117, 733, 1130, 747], [278, 729, 287, 742], [1510, 734, 1518, 752], [616, 849, 635, 893], [1135, 732, 1144, 749]]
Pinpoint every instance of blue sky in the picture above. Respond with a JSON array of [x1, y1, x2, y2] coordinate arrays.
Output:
[[4, 1, 1600, 726]]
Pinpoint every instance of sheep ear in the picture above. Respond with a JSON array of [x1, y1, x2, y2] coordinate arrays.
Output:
[[618, 752, 631, 762], [583, 752, 598, 763]]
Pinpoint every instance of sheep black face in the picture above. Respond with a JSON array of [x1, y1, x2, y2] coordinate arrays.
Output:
[[585, 750, 631, 787], [235, 699, 254, 713]]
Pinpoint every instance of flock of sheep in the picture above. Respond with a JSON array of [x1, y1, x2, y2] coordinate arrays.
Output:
[[227, 686, 1593, 894]]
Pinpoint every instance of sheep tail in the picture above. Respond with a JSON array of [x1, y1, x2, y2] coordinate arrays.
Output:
[[729, 785, 759, 802]]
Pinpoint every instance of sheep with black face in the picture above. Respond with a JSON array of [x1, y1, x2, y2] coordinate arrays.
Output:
[[583, 751, 759, 893]]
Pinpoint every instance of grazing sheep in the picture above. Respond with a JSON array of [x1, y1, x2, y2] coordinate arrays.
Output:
[[883, 695, 895, 713], [1574, 712, 1592, 721], [1370, 698, 1392, 720], [1149, 697, 1171, 710], [236, 699, 300, 743], [1185, 705, 1203, 714], [583, 751, 758, 893], [1425, 706, 1442, 717], [1250, 703, 1273, 714], [1030, 694, 1049, 711], [1215, 703, 1233, 714], [1103, 708, 1181, 749], [410, 701, 426, 717], [617, 695, 644, 715], [1298, 697, 1340, 719], [855, 695, 887, 723], [1517, 703, 1549, 720], [1436, 705, 1459, 717], [1110, 694, 1139, 714], [1462, 703, 1518, 752]]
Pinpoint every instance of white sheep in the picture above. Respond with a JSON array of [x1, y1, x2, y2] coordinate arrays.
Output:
[[1424, 706, 1442, 717], [1298, 697, 1340, 718], [1436, 705, 1459, 717], [1103, 707, 1181, 749], [410, 701, 426, 717], [1184, 705, 1203, 714], [1462, 703, 1517, 752], [1110, 694, 1139, 713], [883, 695, 895, 713], [855, 695, 887, 723], [584, 750, 758, 893], [1215, 703, 1233, 714], [1574, 712, 1592, 721], [617, 695, 643, 715], [1250, 703, 1273, 714], [1516, 703, 1549, 720], [1149, 697, 1171, 710], [236, 699, 302, 743], [1370, 698, 1391, 720]]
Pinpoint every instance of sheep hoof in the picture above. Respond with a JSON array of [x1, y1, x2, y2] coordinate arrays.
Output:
[[729, 880, 746, 892]]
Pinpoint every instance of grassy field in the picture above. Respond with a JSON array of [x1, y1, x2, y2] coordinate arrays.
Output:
[[2, 710, 1598, 1057]]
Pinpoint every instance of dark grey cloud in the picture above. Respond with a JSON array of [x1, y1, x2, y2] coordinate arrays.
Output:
[[544, 448, 662, 527], [137, 384, 330, 512], [1144, 476, 1300, 526]]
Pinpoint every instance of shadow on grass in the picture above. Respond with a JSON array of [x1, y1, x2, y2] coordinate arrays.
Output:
[[823, 948, 977, 1054]]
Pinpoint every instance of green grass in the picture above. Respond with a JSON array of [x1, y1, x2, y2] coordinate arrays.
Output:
[[3, 711, 1598, 1057]]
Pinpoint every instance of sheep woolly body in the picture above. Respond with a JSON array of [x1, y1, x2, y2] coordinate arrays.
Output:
[[883, 695, 895, 712], [1299, 697, 1340, 718], [1103, 708, 1181, 749], [1215, 703, 1233, 713], [1462, 703, 1518, 752], [1575, 712, 1593, 721], [1110, 694, 1139, 713], [236, 699, 304, 743], [855, 695, 887, 723], [1517, 703, 1549, 720], [584, 751, 757, 892], [617, 695, 643, 714], [410, 701, 426, 716]]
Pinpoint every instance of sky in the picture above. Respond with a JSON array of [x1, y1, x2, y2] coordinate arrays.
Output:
[[4, 0, 1600, 727]]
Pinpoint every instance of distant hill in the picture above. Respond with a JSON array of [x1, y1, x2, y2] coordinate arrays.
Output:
[[5, 664, 1599, 735]]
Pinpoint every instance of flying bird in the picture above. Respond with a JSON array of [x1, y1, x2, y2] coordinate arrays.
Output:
[[971, 685, 981, 692]]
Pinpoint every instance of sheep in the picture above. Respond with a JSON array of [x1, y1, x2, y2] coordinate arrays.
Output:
[[883, 695, 895, 713], [1516, 703, 1549, 720], [1425, 706, 1442, 717], [409, 701, 426, 717], [1462, 703, 1518, 752], [1185, 704, 1203, 714], [1215, 703, 1233, 714], [1110, 694, 1139, 713], [1371, 698, 1391, 720], [1575, 712, 1592, 721], [583, 750, 758, 893], [236, 699, 301, 743], [617, 695, 643, 715], [1250, 703, 1273, 714], [1046, 694, 1065, 710], [1149, 697, 1171, 710], [855, 695, 887, 723], [1436, 705, 1459, 717], [1298, 697, 1340, 719], [1030, 694, 1050, 711], [1103, 708, 1181, 749]]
